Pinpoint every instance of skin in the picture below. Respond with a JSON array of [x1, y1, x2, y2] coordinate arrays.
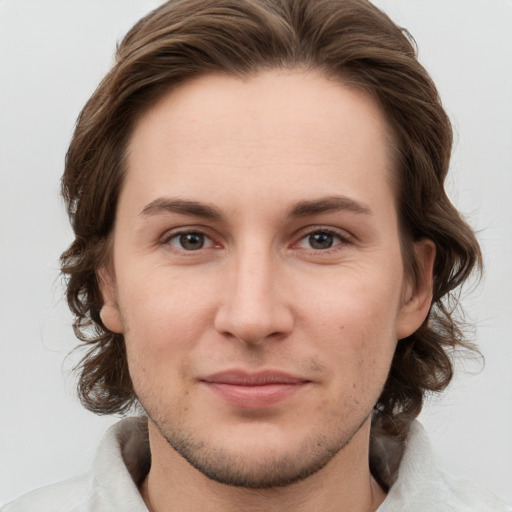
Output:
[[100, 70, 435, 512]]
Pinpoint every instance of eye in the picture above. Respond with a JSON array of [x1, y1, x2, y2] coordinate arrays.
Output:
[[166, 231, 214, 251], [296, 229, 347, 250]]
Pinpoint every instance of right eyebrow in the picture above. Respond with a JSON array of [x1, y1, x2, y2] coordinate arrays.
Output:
[[288, 195, 373, 218], [139, 197, 224, 221]]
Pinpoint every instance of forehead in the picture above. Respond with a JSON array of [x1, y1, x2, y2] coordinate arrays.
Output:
[[124, 70, 396, 217]]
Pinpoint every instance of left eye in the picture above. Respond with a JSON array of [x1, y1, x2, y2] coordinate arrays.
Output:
[[167, 232, 214, 251], [297, 230, 344, 250]]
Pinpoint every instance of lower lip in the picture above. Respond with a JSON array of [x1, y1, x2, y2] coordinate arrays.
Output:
[[203, 382, 307, 408]]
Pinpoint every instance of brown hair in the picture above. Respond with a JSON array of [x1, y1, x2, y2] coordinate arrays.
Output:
[[61, 0, 481, 453]]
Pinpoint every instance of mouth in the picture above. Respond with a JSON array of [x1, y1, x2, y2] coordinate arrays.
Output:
[[200, 370, 310, 409]]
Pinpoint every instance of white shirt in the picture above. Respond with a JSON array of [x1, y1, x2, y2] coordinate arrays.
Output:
[[4, 417, 510, 511]]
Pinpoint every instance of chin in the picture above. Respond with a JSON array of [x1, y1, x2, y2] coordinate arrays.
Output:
[[168, 431, 345, 488], [148, 409, 368, 489]]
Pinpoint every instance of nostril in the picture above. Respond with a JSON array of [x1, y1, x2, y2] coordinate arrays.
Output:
[[214, 307, 294, 346]]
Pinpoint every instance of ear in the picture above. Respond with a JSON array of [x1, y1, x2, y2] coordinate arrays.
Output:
[[97, 267, 123, 334], [396, 239, 436, 340]]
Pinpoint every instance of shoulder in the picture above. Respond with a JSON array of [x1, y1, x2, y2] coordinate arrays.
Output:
[[392, 468, 512, 512], [379, 421, 511, 512], [440, 474, 512, 512], [2, 474, 91, 512], [2, 417, 150, 512]]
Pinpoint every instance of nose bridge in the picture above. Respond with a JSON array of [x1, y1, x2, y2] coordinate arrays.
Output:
[[214, 240, 292, 344], [235, 243, 274, 308]]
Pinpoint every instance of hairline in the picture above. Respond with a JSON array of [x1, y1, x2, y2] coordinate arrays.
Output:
[[102, 66, 417, 284]]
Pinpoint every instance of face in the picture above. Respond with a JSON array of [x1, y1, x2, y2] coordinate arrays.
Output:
[[101, 70, 433, 488]]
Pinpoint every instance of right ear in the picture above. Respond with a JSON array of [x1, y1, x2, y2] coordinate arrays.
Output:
[[97, 267, 123, 333]]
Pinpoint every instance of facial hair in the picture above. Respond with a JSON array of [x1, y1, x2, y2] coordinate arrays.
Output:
[[142, 402, 370, 489]]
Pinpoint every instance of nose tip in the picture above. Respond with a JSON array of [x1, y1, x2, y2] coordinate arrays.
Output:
[[215, 313, 290, 346], [214, 295, 294, 345], [213, 262, 294, 346]]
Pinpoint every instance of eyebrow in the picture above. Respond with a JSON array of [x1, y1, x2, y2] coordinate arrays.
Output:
[[288, 195, 373, 217], [139, 194, 372, 221], [140, 197, 224, 220]]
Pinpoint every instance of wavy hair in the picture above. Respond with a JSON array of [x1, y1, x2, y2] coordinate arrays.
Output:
[[61, 0, 482, 457]]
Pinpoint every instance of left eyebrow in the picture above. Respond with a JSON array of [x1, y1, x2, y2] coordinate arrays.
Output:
[[288, 195, 373, 218], [139, 197, 224, 221]]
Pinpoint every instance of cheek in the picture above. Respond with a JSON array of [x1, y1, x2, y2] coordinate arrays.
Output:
[[305, 271, 402, 347], [120, 277, 206, 410], [118, 269, 215, 362], [301, 268, 402, 393]]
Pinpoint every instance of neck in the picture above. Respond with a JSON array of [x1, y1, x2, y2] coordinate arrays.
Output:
[[140, 419, 386, 512]]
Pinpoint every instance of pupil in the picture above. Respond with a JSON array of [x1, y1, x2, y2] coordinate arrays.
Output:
[[180, 233, 204, 250], [309, 232, 333, 249]]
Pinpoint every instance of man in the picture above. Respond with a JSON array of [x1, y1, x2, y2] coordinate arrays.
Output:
[[4, 0, 510, 510]]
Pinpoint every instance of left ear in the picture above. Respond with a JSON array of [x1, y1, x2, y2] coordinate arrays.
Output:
[[397, 239, 436, 340]]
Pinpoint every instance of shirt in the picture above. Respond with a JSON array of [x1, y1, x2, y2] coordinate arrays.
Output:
[[3, 417, 511, 511]]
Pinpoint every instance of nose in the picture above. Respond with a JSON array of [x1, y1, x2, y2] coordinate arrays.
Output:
[[214, 246, 294, 346]]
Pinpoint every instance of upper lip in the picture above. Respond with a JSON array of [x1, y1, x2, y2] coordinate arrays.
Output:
[[201, 370, 309, 386]]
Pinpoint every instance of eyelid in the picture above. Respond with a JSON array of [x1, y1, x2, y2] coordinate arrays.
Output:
[[158, 224, 353, 252], [160, 226, 220, 250], [292, 226, 353, 250]]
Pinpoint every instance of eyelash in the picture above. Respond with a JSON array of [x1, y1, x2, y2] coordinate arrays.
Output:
[[294, 227, 351, 252], [161, 227, 352, 253], [162, 229, 216, 252]]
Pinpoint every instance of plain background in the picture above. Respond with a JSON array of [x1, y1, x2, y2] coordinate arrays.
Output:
[[1, 0, 511, 506]]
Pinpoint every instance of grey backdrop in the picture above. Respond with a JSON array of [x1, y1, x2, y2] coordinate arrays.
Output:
[[1, 0, 511, 506]]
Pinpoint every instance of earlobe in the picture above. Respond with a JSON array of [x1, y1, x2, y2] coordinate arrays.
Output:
[[397, 239, 436, 340], [97, 267, 123, 334], [100, 304, 123, 334]]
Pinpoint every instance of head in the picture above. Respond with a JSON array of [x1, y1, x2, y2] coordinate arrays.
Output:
[[61, 0, 481, 488]]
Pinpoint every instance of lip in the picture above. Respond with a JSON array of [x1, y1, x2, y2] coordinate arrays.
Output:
[[200, 370, 310, 409]]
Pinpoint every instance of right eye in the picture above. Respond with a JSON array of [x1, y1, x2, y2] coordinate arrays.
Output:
[[165, 231, 214, 251]]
